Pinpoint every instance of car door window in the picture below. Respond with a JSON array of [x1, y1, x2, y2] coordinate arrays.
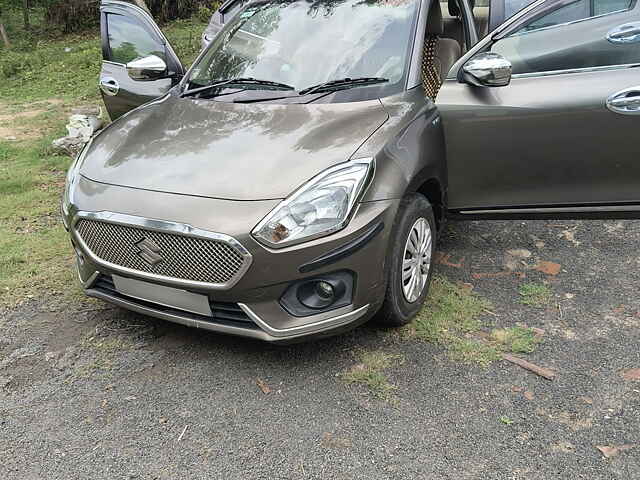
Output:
[[106, 13, 166, 64], [521, 0, 633, 31], [491, 0, 639, 74], [504, 0, 537, 18]]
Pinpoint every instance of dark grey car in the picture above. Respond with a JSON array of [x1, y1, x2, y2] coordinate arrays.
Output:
[[63, 0, 640, 342]]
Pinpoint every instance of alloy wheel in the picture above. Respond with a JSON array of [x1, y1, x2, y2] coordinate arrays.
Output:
[[401, 217, 432, 303]]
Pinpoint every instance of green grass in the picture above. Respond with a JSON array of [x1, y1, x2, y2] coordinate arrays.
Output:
[[519, 282, 552, 307], [341, 350, 404, 401], [0, 137, 76, 305], [407, 276, 501, 365], [403, 277, 543, 365], [499, 416, 514, 425], [0, 18, 207, 105], [0, 16, 208, 307], [491, 326, 541, 354]]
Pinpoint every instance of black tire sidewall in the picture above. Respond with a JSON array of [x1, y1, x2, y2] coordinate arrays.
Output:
[[378, 194, 436, 326]]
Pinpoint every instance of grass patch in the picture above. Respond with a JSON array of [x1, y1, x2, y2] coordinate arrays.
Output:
[[407, 276, 500, 365], [404, 277, 542, 365], [0, 16, 208, 307], [0, 137, 78, 306], [499, 416, 514, 426], [519, 282, 552, 307], [341, 350, 404, 401], [491, 326, 540, 354], [0, 18, 207, 105]]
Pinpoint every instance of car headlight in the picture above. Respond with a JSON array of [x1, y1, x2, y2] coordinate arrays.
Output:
[[252, 158, 374, 248], [61, 140, 92, 221]]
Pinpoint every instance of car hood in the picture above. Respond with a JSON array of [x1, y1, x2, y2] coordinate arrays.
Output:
[[81, 94, 388, 201]]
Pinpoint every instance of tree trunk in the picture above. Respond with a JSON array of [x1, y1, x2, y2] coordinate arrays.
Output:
[[132, 0, 151, 14], [0, 20, 10, 48], [23, 0, 30, 31]]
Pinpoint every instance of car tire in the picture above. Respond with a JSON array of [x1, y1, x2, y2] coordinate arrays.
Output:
[[375, 193, 436, 327]]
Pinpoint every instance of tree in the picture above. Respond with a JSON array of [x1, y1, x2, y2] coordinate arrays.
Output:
[[22, 0, 30, 31], [132, 0, 151, 14], [0, 6, 9, 47]]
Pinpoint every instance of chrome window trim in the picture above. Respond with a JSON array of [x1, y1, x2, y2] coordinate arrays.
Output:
[[511, 61, 640, 78], [507, 4, 634, 37], [446, 0, 639, 81], [103, 60, 126, 67], [70, 211, 253, 290], [445, 0, 547, 79]]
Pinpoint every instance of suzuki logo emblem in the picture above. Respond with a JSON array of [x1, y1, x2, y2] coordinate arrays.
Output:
[[135, 238, 163, 266]]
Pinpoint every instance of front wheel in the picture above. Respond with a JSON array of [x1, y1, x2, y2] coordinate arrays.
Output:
[[375, 193, 436, 327]]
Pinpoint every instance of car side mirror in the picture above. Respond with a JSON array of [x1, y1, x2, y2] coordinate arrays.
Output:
[[126, 55, 168, 81], [462, 52, 512, 87]]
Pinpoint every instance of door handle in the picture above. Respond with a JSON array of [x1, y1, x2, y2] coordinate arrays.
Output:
[[99, 77, 119, 96], [606, 22, 640, 44], [606, 87, 640, 115]]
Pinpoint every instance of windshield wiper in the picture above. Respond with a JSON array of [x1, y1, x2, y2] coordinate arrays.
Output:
[[298, 77, 389, 96], [181, 78, 295, 97]]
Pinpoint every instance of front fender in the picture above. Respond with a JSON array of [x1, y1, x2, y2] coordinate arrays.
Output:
[[356, 88, 447, 203]]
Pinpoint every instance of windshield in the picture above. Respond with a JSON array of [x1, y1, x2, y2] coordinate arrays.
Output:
[[187, 0, 420, 96]]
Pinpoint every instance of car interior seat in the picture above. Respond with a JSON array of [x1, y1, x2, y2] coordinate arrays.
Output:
[[443, 0, 490, 50], [422, 0, 462, 98]]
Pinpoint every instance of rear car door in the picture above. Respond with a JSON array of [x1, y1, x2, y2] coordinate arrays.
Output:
[[99, 0, 184, 120], [437, 0, 640, 217]]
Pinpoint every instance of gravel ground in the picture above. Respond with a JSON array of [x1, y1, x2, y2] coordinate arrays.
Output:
[[1, 219, 639, 479]]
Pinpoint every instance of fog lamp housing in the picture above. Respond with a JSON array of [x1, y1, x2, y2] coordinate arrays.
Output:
[[280, 271, 354, 317]]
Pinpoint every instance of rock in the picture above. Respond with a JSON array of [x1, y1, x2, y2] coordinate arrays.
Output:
[[71, 105, 102, 117], [52, 136, 85, 156], [66, 114, 103, 141], [52, 113, 104, 156], [561, 230, 581, 246], [503, 249, 532, 271]]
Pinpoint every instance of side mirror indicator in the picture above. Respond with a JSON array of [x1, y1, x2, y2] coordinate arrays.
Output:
[[462, 52, 512, 88], [126, 55, 168, 81]]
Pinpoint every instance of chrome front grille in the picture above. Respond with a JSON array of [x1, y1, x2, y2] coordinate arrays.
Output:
[[74, 217, 250, 287]]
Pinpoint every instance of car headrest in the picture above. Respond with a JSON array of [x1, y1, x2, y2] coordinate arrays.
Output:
[[448, 0, 475, 17], [426, 0, 444, 35]]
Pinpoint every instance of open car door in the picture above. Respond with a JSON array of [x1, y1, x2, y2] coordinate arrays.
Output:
[[99, 0, 185, 120], [437, 0, 640, 219]]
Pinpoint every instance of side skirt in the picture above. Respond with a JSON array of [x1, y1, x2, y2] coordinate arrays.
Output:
[[447, 204, 640, 221]]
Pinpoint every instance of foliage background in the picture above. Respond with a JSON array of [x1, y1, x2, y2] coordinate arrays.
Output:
[[0, 0, 218, 40], [0, 0, 216, 84]]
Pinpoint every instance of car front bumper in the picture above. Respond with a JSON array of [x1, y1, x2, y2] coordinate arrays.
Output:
[[65, 177, 399, 342]]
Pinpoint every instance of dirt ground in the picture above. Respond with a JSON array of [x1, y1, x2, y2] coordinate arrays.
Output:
[[1, 219, 639, 479], [0, 99, 66, 141]]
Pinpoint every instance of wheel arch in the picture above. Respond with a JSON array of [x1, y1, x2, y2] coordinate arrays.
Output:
[[406, 171, 446, 231]]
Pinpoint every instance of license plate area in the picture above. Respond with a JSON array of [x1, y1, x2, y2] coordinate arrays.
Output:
[[112, 275, 213, 317]]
